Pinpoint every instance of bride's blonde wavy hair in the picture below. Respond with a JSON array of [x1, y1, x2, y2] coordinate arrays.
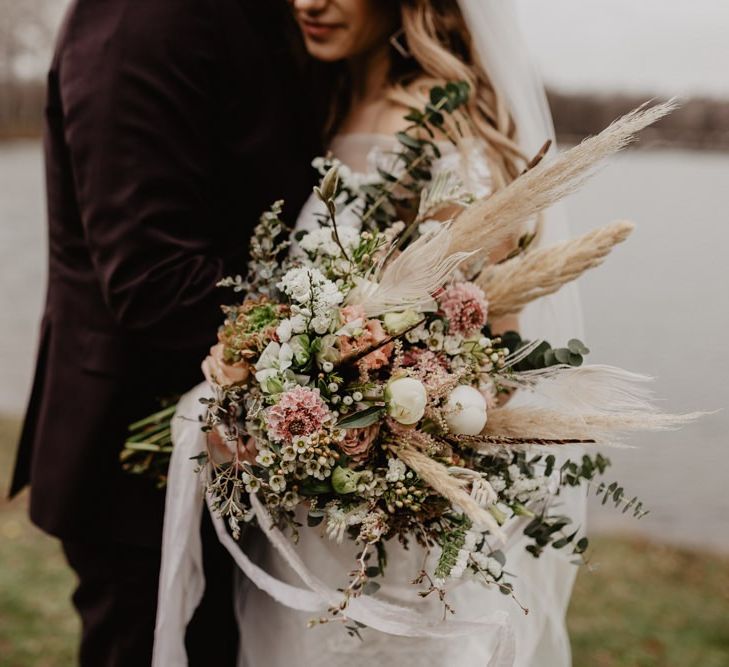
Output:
[[391, 0, 527, 190]]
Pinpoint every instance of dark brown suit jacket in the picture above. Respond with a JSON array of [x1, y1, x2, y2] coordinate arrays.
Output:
[[10, 0, 318, 547]]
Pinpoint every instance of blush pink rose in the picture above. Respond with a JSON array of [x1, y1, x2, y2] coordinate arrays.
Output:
[[339, 424, 380, 461], [207, 429, 257, 466], [338, 311, 393, 371], [202, 343, 250, 387]]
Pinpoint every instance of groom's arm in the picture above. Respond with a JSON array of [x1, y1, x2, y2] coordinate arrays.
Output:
[[59, 1, 233, 352]]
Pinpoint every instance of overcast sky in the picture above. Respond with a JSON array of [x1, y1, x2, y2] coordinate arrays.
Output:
[[6, 0, 729, 99], [517, 0, 729, 98]]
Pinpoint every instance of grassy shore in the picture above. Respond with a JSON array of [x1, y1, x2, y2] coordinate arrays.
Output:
[[1, 416, 727, 666]]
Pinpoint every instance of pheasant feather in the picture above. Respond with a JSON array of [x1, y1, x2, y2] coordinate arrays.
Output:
[[348, 224, 474, 317]]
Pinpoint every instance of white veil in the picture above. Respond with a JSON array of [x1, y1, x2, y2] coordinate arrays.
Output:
[[455, 2, 587, 665], [457, 0, 584, 343]]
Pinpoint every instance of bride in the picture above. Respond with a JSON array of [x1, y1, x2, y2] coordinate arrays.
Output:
[[155, 1, 586, 665]]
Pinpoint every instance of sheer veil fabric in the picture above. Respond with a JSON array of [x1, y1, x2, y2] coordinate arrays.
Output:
[[456, 3, 587, 663], [155, 3, 586, 666]]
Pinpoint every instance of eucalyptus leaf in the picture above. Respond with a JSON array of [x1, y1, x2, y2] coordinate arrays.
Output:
[[395, 132, 422, 151], [336, 405, 386, 429], [567, 338, 590, 355], [568, 352, 584, 366], [363, 581, 381, 596]]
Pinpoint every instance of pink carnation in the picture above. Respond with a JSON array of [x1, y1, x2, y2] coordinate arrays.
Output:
[[266, 386, 330, 442], [438, 282, 489, 334]]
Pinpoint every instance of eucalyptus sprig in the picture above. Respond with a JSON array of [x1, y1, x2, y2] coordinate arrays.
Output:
[[358, 81, 472, 232]]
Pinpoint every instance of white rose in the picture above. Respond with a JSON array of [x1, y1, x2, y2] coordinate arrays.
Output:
[[444, 385, 488, 435], [383, 309, 422, 335], [385, 377, 427, 425]]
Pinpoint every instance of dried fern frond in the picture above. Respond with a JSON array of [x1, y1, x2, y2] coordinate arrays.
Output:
[[392, 445, 505, 541], [479, 220, 635, 317], [448, 101, 676, 258]]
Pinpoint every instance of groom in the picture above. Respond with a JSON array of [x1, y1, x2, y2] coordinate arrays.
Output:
[[8, 0, 317, 664]]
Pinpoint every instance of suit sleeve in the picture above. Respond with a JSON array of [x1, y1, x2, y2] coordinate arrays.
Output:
[[59, 2, 233, 352]]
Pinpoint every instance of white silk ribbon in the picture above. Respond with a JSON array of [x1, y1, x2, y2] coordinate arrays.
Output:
[[153, 382, 515, 666]]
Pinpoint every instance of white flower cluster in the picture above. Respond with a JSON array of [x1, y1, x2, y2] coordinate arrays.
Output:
[[238, 467, 301, 513], [254, 341, 299, 393], [445, 528, 480, 581], [442, 527, 505, 584], [385, 457, 407, 483], [299, 225, 360, 258], [357, 510, 388, 543], [312, 155, 386, 194], [404, 319, 471, 357], [325, 502, 369, 544], [506, 464, 552, 504], [471, 552, 504, 580], [277, 267, 344, 335]]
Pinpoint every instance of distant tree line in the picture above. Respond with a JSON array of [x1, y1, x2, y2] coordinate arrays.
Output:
[[0, 0, 59, 137], [0, 81, 45, 138], [4, 83, 728, 151], [548, 91, 729, 152]]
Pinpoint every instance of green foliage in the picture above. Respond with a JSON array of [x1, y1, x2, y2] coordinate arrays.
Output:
[[596, 481, 649, 518], [218, 200, 291, 299], [120, 403, 177, 487], [561, 453, 612, 486], [524, 513, 580, 558], [500, 330, 591, 371], [357, 81, 472, 232], [336, 406, 386, 429], [434, 515, 471, 580]]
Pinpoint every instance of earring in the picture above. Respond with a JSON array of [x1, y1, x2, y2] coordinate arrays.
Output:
[[389, 28, 412, 59]]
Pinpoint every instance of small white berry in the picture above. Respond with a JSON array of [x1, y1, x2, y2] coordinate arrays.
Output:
[[322, 361, 334, 373]]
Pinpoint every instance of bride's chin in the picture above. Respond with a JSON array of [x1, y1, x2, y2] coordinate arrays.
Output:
[[299, 30, 351, 62], [303, 42, 347, 63]]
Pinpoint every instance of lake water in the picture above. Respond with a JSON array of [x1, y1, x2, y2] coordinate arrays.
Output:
[[1, 140, 728, 552]]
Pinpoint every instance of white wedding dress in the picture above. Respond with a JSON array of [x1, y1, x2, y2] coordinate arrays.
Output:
[[231, 134, 587, 667], [153, 1, 590, 662], [154, 137, 586, 667]]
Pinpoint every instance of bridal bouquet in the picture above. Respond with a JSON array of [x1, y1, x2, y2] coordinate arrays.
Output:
[[125, 86, 693, 619]]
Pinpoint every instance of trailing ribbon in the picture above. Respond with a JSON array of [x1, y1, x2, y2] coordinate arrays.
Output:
[[154, 383, 515, 666]]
